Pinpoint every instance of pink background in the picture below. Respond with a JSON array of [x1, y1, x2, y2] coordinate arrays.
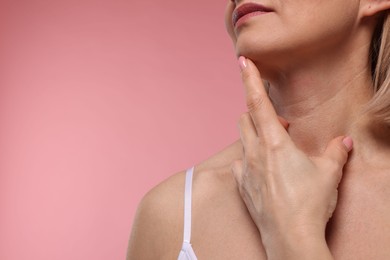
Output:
[[0, 1, 245, 259]]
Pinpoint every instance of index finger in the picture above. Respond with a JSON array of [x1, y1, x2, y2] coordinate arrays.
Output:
[[238, 56, 287, 136]]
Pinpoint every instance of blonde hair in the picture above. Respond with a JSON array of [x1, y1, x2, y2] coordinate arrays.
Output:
[[368, 11, 390, 125]]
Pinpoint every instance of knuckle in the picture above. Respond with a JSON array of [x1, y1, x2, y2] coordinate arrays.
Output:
[[326, 157, 341, 171], [266, 137, 286, 152], [231, 159, 242, 172], [239, 112, 250, 124], [246, 93, 265, 113], [245, 153, 258, 167]]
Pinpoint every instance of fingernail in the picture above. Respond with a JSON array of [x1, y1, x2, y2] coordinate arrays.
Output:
[[342, 136, 353, 152], [238, 56, 247, 71]]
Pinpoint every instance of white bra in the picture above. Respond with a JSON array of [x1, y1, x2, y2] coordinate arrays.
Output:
[[177, 166, 198, 260]]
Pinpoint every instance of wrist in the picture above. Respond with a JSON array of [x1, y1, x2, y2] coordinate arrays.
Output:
[[262, 228, 333, 260]]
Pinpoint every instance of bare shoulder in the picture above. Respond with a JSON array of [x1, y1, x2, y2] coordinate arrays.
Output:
[[127, 139, 249, 259], [126, 169, 186, 260]]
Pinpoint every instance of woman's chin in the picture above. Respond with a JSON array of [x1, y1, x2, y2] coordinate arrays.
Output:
[[235, 41, 277, 61]]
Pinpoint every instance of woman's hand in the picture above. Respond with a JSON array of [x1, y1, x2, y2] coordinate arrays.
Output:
[[231, 57, 353, 259]]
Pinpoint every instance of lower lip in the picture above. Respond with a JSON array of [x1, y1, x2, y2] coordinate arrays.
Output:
[[235, 11, 271, 28]]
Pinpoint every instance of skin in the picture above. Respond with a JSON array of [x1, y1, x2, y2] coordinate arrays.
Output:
[[232, 57, 353, 259], [127, 0, 390, 259]]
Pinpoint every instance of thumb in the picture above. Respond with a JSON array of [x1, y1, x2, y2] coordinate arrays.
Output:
[[322, 135, 353, 173], [231, 159, 244, 186]]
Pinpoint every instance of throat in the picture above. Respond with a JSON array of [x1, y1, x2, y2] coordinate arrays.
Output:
[[267, 73, 374, 156]]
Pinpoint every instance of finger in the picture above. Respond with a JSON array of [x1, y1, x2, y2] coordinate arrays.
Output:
[[322, 136, 353, 179], [238, 56, 287, 136], [238, 113, 289, 148], [238, 112, 257, 150], [231, 159, 244, 186]]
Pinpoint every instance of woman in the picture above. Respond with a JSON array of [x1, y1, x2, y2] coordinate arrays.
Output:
[[127, 0, 390, 259]]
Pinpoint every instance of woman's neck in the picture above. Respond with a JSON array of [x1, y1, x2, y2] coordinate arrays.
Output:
[[264, 46, 375, 156]]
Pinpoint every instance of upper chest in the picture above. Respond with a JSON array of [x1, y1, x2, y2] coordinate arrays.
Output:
[[326, 169, 390, 259], [189, 168, 390, 259]]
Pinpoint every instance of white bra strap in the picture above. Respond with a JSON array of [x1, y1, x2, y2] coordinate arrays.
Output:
[[183, 166, 195, 243]]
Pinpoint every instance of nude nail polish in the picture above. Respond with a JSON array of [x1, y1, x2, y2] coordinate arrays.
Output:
[[238, 56, 247, 71]]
